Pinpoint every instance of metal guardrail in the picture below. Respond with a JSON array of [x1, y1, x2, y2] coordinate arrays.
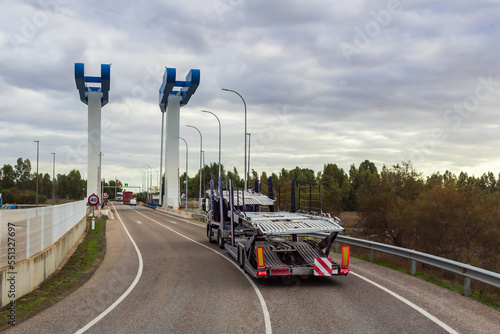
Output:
[[192, 213, 207, 222], [315, 234, 500, 297], [190, 212, 499, 297]]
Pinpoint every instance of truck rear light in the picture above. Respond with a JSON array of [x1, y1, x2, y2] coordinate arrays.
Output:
[[340, 268, 350, 274], [256, 246, 266, 269], [257, 270, 267, 276], [342, 246, 350, 267], [270, 268, 290, 275]]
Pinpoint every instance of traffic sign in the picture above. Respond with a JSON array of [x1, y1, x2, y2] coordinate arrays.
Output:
[[103, 192, 109, 199], [180, 192, 186, 199], [88, 194, 99, 206]]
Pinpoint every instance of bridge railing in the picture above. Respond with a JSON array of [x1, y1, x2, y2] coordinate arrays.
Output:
[[0, 200, 87, 267], [308, 233, 500, 297]]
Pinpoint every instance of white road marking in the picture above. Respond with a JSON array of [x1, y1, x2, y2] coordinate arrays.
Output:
[[350, 271, 458, 334], [169, 220, 178, 225], [75, 205, 144, 334], [147, 209, 205, 228], [133, 209, 272, 334], [136, 220, 143, 224], [143, 209, 455, 334]]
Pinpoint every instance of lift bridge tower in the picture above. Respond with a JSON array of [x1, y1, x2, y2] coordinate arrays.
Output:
[[159, 68, 200, 210], [74, 63, 110, 200]]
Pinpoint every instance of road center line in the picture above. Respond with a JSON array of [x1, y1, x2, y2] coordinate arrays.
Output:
[[75, 205, 144, 334], [141, 208, 454, 333], [169, 216, 204, 227], [145, 208, 205, 228], [133, 208, 272, 334], [350, 271, 458, 334]]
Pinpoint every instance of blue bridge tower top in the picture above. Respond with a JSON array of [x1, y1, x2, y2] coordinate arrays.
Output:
[[159, 68, 200, 111], [74, 63, 111, 107]]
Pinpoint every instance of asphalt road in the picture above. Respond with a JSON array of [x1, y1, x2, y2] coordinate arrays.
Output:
[[6, 204, 500, 333]]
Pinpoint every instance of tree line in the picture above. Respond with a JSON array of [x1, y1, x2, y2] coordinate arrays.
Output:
[[5, 156, 498, 273], [175, 160, 499, 274], [354, 162, 500, 274], [0, 158, 87, 203], [0, 158, 127, 204]]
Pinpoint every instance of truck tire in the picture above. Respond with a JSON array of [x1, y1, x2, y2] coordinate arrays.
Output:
[[238, 246, 245, 269], [217, 228, 225, 249], [207, 225, 215, 243]]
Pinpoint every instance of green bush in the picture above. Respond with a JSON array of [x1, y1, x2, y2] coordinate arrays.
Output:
[[0, 189, 15, 203], [14, 192, 47, 204]]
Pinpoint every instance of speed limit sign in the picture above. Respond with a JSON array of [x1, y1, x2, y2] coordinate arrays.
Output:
[[88, 194, 99, 206], [103, 192, 109, 199]]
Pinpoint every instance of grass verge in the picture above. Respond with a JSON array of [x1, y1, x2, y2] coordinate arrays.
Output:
[[0, 216, 106, 331], [349, 253, 500, 310]]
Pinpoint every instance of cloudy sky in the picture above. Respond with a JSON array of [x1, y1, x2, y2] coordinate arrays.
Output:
[[1, 0, 500, 191]]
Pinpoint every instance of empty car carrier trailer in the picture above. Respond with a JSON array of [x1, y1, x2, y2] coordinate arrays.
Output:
[[206, 177, 350, 279]]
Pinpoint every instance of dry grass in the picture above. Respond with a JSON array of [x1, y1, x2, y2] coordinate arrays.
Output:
[[338, 211, 361, 228]]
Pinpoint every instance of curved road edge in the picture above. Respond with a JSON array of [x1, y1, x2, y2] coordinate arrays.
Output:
[[133, 208, 273, 334], [74, 204, 144, 333]]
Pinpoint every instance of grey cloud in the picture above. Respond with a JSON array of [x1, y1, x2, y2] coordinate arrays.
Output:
[[1, 0, 500, 188]]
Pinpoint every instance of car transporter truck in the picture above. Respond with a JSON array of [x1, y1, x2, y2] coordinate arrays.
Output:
[[205, 177, 350, 279]]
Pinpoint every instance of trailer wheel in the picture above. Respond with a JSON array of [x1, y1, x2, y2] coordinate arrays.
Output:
[[207, 225, 216, 243], [238, 246, 245, 269], [217, 228, 225, 249]]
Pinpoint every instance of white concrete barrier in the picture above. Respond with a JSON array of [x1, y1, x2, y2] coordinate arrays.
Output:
[[0, 215, 87, 307]]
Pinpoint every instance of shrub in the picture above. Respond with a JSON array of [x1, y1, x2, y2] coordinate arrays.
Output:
[[0, 189, 15, 203]]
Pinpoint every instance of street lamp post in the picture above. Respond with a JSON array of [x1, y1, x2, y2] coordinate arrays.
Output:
[[51, 152, 56, 204], [202, 150, 206, 197], [145, 165, 152, 203], [98, 152, 103, 218], [98, 152, 103, 195], [201, 110, 222, 180], [177, 136, 189, 211], [159, 109, 165, 206], [186, 125, 203, 214], [34, 140, 39, 207], [139, 169, 145, 200], [221, 88, 247, 190], [156, 170, 159, 202], [247, 133, 251, 185], [146, 168, 150, 202]]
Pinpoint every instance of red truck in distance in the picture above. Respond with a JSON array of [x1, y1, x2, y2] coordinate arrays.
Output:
[[123, 191, 134, 205]]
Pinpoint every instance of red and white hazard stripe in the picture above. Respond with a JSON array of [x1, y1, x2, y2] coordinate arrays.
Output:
[[314, 257, 333, 276]]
